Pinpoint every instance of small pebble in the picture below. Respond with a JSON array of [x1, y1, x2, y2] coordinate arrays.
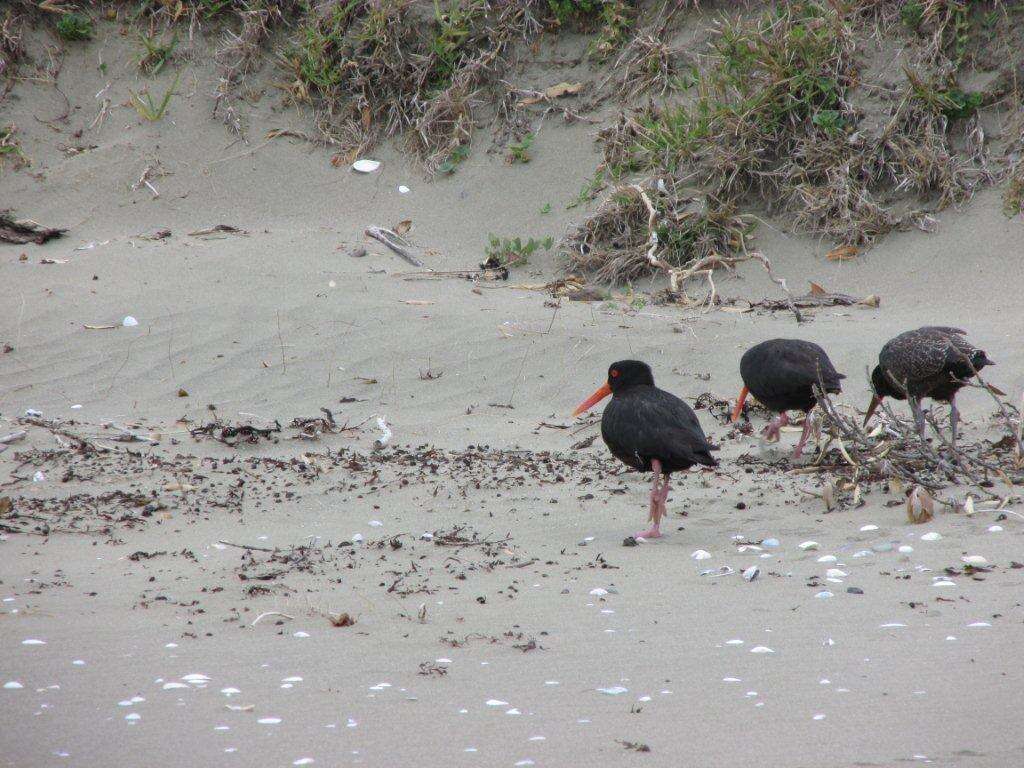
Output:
[[898, 545, 914, 554], [920, 532, 942, 541], [846, 587, 864, 595]]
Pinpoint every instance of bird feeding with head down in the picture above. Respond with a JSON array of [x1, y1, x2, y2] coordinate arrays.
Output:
[[731, 338, 845, 458], [573, 360, 717, 541], [864, 326, 993, 443]]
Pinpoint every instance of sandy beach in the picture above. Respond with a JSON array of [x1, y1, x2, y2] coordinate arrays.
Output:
[[3, 5, 1024, 767]]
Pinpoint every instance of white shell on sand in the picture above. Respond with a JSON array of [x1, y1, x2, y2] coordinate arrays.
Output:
[[798, 541, 819, 551], [691, 550, 712, 560], [123, 316, 139, 327], [825, 569, 847, 579], [920, 532, 942, 541], [352, 159, 381, 173], [750, 646, 774, 654], [961, 555, 988, 566], [817, 555, 837, 563], [742, 566, 759, 582], [860, 524, 878, 532], [898, 545, 914, 554], [398, 185, 410, 194]]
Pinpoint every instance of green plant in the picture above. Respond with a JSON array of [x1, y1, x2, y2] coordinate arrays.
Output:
[[56, 13, 93, 42], [540, 202, 552, 214], [567, 169, 606, 209], [137, 31, 178, 75], [485, 233, 554, 267], [900, 0, 924, 31], [507, 132, 534, 164], [129, 71, 181, 121], [438, 144, 470, 174], [430, 0, 482, 87], [811, 108, 846, 135]]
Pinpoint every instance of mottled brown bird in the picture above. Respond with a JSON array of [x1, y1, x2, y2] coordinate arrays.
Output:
[[864, 326, 994, 442]]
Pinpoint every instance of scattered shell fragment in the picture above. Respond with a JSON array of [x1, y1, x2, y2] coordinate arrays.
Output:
[[988, 525, 1003, 533], [920, 532, 942, 542], [798, 541, 819, 551], [352, 159, 381, 173], [597, 686, 628, 695], [815, 591, 834, 599], [898, 545, 914, 554], [750, 646, 774, 654], [860, 524, 878, 532], [742, 566, 759, 582], [122, 316, 139, 327], [398, 185, 410, 194], [762, 538, 780, 547], [588, 588, 608, 596], [825, 568, 847, 579], [691, 549, 712, 560], [961, 555, 988, 566]]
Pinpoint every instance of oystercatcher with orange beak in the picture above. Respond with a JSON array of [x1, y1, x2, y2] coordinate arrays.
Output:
[[573, 360, 717, 541]]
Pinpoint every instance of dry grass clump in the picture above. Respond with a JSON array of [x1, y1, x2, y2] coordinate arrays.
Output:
[[0, 8, 26, 83], [280, 1, 546, 169], [564, 180, 751, 286], [588, 0, 1003, 257]]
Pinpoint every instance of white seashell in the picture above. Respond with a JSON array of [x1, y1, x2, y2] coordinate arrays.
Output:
[[968, 621, 991, 628], [293, 631, 310, 638], [750, 646, 774, 654], [589, 588, 608, 596], [725, 639, 744, 645], [880, 622, 906, 628], [21, 639, 45, 646], [742, 566, 759, 582], [898, 545, 914, 554], [852, 550, 873, 558], [798, 541, 819, 551], [368, 520, 382, 527], [181, 674, 210, 683], [723, 677, 741, 682], [420, 532, 434, 541], [597, 686, 628, 695], [931, 580, 956, 588], [122, 316, 139, 327], [813, 713, 826, 721], [486, 699, 508, 707], [961, 555, 987, 566], [352, 159, 381, 173], [25, 408, 43, 417], [920, 532, 942, 541], [257, 717, 282, 725], [4, 681, 24, 690], [816, 554, 837, 563], [71, 404, 82, 409], [162, 682, 188, 690], [988, 525, 1003, 532], [32, 471, 45, 483], [221, 687, 240, 695], [398, 185, 410, 194], [762, 538, 780, 547], [691, 549, 712, 560], [294, 760, 315, 766], [125, 713, 140, 721], [860, 524, 878, 532], [815, 591, 834, 599], [825, 568, 847, 579]]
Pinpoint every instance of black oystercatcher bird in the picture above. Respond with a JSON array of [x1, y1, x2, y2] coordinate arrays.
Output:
[[573, 360, 717, 540], [731, 339, 845, 458], [864, 326, 993, 442]]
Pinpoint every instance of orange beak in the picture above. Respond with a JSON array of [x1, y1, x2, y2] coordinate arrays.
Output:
[[573, 382, 612, 417], [863, 394, 882, 426], [730, 386, 749, 423]]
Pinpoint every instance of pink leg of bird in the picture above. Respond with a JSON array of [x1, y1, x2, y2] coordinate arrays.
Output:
[[792, 413, 815, 458], [636, 459, 664, 540], [763, 412, 789, 442]]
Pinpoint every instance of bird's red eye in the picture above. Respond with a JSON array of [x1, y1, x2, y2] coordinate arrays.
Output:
[[610, 369, 619, 378]]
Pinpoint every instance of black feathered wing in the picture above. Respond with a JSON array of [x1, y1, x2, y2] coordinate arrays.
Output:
[[601, 386, 717, 473]]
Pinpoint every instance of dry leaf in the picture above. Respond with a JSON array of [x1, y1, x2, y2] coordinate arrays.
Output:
[[519, 81, 584, 105], [393, 219, 412, 236], [361, 106, 372, 131], [857, 294, 881, 308], [826, 245, 858, 261], [40, 258, 68, 265], [164, 482, 196, 492], [808, 281, 827, 296], [328, 612, 356, 627], [177, 388, 189, 397], [822, 480, 836, 512], [0, 496, 12, 516], [906, 485, 934, 524]]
